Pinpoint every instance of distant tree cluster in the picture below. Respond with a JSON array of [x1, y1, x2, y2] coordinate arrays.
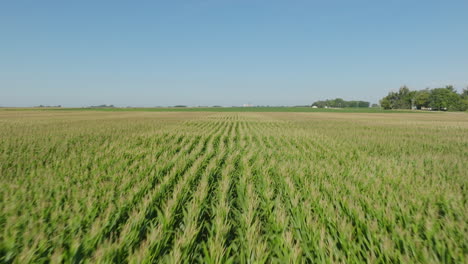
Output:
[[311, 98, 370, 108], [88, 104, 115, 108], [36, 105, 62, 108], [380, 85, 468, 111]]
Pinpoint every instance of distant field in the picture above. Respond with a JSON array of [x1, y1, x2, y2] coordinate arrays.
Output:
[[0, 106, 424, 113], [1, 110, 467, 263]]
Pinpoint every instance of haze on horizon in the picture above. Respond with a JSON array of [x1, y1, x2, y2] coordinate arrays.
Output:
[[1, 0, 467, 107]]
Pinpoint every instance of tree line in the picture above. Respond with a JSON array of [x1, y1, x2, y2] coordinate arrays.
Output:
[[380, 86, 468, 111], [311, 98, 370, 108]]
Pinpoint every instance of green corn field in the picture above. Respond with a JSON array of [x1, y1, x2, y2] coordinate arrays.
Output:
[[1, 110, 467, 263]]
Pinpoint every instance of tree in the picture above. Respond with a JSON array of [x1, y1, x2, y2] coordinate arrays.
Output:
[[461, 87, 468, 99], [379, 86, 413, 109], [394, 86, 414, 109], [334, 98, 345, 108], [358, 101, 370, 107], [429, 87, 460, 111], [311, 98, 370, 108], [459, 88, 468, 111], [380, 85, 467, 111], [380, 97, 392, 110], [414, 89, 430, 109], [445, 85, 455, 92]]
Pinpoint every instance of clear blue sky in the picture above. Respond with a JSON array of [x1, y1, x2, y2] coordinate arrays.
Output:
[[1, 0, 467, 107]]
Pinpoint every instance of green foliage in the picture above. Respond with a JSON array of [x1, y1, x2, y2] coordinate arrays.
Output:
[[380, 85, 468, 111], [380, 97, 392, 110], [461, 88, 468, 99], [379, 86, 415, 109], [414, 89, 431, 109], [1, 111, 467, 263], [311, 98, 370, 108]]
